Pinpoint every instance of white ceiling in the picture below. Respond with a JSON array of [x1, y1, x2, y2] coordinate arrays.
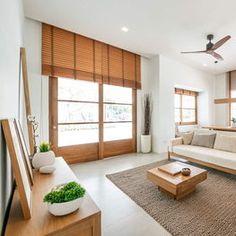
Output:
[[23, 0, 236, 75]]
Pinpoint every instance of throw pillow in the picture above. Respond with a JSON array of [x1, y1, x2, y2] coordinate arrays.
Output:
[[191, 133, 216, 148], [214, 134, 236, 153], [181, 132, 194, 145]]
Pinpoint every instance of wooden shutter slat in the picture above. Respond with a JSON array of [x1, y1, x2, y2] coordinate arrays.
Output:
[[135, 55, 141, 89], [124, 51, 136, 88], [109, 46, 123, 86], [42, 24, 52, 75], [102, 44, 109, 84], [53, 27, 74, 70]]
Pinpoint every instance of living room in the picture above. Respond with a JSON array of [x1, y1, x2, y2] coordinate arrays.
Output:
[[1, 0, 236, 235]]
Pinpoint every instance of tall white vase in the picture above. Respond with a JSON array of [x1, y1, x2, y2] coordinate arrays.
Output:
[[141, 135, 151, 153]]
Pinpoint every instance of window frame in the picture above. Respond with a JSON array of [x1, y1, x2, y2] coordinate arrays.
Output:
[[175, 90, 198, 126], [49, 77, 137, 162]]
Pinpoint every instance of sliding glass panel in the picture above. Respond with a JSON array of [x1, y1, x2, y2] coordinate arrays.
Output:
[[58, 78, 98, 102], [104, 104, 132, 122], [175, 108, 181, 123], [58, 102, 98, 123], [58, 124, 99, 146], [182, 95, 195, 109], [174, 94, 181, 108], [104, 84, 132, 104], [231, 103, 236, 119], [104, 122, 132, 141], [182, 109, 195, 122]]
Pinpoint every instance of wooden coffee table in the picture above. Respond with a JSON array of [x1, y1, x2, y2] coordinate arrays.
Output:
[[147, 161, 207, 200]]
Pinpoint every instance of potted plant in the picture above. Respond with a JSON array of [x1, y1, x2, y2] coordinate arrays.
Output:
[[43, 181, 86, 216], [231, 118, 236, 127], [32, 142, 55, 169], [141, 93, 152, 153]]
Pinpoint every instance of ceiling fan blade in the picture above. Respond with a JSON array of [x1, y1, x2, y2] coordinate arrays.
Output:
[[211, 35, 231, 50], [181, 50, 206, 54], [207, 51, 224, 60]]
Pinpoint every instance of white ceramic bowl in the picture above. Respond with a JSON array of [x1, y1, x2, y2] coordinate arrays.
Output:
[[48, 197, 84, 216]]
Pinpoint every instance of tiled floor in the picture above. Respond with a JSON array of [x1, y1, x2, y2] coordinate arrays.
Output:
[[70, 153, 171, 236]]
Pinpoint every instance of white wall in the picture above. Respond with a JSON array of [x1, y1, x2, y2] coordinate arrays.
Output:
[[24, 19, 215, 155], [214, 73, 229, 126], [0, 0, 24, 231], [153, 55, 215, 153], [137, 57, 154, 151], [23, 19, 49, 142]]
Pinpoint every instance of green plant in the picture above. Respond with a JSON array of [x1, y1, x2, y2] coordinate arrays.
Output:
[[43, 181, 86, 204], [231, 117, 236, 124], [39, 142, 51, 152]]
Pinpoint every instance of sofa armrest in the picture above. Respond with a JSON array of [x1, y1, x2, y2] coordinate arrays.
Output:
[[168, 137, 183, 152]]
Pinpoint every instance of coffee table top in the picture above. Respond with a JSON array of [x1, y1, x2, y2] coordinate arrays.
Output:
[[147, 161, 207, 186]]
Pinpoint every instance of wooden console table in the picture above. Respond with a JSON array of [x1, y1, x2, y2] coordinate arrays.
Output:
[[5, 157, 101, 236], [203, 126, 236, 132]]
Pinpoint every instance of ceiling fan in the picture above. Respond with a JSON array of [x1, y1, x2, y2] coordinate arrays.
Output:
[[181, 34, 231, 60]]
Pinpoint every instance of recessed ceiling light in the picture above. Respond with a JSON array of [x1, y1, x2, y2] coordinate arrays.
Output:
[[121, 26, 129, 32], [203, 63, 207, 67]]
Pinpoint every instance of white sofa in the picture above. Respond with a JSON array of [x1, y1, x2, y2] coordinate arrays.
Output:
[[169, 129, 236, 175]]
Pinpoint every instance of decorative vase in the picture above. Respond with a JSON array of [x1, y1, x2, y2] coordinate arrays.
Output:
[[32, 150, 55, 169], [141, 134, 151, 153], [48, 197, 84, 216]]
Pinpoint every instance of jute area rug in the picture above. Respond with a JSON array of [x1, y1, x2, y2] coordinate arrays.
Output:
[[106, 160, 236, 236]]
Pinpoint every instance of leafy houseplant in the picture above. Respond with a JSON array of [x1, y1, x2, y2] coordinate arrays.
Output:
[[39, 142, 51, 152], [231, 117, 236, 127], [44, 181, 86, 216], [141, 93, 152, 153], [32, 141, 55, 172]]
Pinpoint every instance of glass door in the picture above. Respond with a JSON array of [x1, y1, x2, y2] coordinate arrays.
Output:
[[50, 77, 99, 163], [50, 77, 137, 163]]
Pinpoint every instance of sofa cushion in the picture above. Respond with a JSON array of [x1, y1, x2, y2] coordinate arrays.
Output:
[[172, 145, 236, 170], [191, 133, 216, 148], [214, 134, 236, 153], [181, 132, 194, 145]]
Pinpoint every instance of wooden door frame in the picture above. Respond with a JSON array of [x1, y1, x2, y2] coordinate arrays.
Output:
[[49, 77, 137, 163]]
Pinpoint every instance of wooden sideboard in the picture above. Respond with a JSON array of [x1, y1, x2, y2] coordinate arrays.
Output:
[[5, 157, 101, 236]]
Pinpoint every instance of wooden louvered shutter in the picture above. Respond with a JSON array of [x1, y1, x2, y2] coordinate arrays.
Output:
[[175, 88, 198, 96], [42, 23, 141, 89]]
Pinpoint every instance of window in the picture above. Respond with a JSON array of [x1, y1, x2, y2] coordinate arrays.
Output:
[[103, 84, 133, 141], [57, 78, 99, 146], [175, 89, 198, 125], [50, 77, 136, 161]]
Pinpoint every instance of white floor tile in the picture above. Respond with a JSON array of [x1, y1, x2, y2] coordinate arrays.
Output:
[[70, 153, 171, 236]]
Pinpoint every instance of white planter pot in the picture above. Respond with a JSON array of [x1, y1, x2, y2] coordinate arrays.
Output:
[[32, 150, 55, 169], [48, 197, 84, 216], [141, 135, 151, 153], [232, 123, 236, 128]]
